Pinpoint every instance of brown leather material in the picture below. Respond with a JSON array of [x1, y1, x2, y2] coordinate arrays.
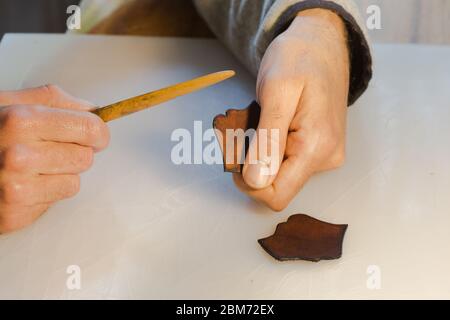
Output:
[[213, 101, 261, 173], [258, 214, 348, 262], [90, 0, 214, 38]]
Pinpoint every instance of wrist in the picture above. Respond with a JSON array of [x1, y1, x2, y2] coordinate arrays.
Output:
[[283, 8, 349, 73], [284, 8, 348, 54], [294, 8, 347, 39]]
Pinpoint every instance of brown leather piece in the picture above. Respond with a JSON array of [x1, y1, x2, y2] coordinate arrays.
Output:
[[212, 101, 261, 173], [258, 214, 348, 262]]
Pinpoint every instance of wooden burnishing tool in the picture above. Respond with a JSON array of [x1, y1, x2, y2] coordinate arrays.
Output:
[[92, 70, 235, 122]]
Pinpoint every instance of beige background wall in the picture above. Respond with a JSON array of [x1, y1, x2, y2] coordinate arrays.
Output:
[[356, 0, 450, 44], [0, 0, 449, 45]]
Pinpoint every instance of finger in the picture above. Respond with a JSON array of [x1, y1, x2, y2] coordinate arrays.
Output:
[[234, 151, 314, 211], [0, 85, 95, 111], [36, 107, 110, 150], [242, 78, 302, 189], [0, 143, 94, 175], [235, 127, 317, 210], [0, 105, 109, 150], [0, 174, 80, 206], [0, 203, 51, 234]]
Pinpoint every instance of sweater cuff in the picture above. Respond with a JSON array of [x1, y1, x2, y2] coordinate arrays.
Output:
[[265, 0, 373, 105]]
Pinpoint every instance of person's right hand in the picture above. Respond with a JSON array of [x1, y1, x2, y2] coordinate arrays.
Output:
[[0, 85, 110, 233]]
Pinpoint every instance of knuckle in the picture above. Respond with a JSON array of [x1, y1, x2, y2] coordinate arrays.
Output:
[[81, 115, 109, 149], [1, 145, 29, 172], [43, 84, 60, 93], [80, 115, 99, 139], [1, 179, 25, 205], [288, 130, 306, 148], [0, 106, 30, 132], [81, 114, 98, 134], [41, 84, 62, 99]]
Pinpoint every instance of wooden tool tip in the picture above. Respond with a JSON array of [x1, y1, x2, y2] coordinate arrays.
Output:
[[220, 70, 236, 78]]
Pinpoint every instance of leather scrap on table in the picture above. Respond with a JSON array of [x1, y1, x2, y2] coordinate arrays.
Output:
[[258, 214, 348, 262]]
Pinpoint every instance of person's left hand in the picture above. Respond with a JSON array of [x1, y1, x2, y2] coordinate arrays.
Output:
[[233, 9, 350, 211]]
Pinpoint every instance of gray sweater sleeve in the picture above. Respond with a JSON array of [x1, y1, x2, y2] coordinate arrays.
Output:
[[193, 0, 372, 105]]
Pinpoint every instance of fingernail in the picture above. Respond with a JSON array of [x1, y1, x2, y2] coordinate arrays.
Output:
[[243, 161, 271, 189]]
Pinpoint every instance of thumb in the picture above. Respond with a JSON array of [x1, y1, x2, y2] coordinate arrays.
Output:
[[0, 85, 95, 111], [242, 93, 297, 189]]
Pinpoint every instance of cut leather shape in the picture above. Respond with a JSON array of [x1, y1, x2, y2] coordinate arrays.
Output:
[[212, 101, 261, 173], [258, 214, 348, 262]]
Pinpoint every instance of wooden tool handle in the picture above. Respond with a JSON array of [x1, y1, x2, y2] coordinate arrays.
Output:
[[92, 70, 235, 122]]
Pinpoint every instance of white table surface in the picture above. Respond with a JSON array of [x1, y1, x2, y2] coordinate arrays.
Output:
[[0, 34, 449, 300]]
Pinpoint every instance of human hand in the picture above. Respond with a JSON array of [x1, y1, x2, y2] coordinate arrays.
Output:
[[0, 85, 109, 233], [234, 9, 350, 211]]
